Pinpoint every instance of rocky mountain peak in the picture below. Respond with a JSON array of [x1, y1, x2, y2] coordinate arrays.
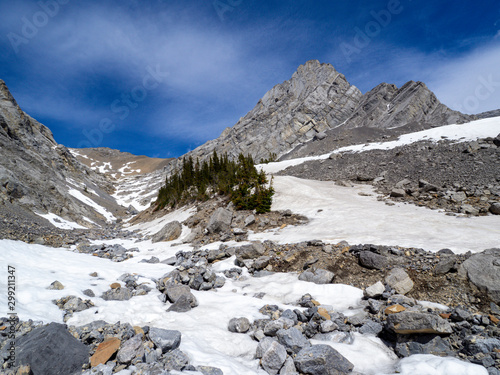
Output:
[[177, 61, 474, 165], [183, 60, 363, 163]]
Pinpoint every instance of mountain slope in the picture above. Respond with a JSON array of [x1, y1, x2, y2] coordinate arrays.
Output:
[[180, 60, 473, 164], [0, 80, 125, 227]]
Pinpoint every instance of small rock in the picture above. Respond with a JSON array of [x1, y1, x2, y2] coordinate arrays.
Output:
[[385, 267, 414, 295], [298, 268, 334, 284], [148, 328, 181, 353], [90, 338, 121, 367], [489, 203, 500, 215], [116, 334, 144, 364], [364, 281, 385, 298], [47, 280, 64, 290], [228, 317, 251, 333], [390, 188, 406, 198]]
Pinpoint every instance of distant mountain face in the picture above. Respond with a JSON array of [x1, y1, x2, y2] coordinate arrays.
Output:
[[0, 80, 125, 227], [183, 60, 474, 163]]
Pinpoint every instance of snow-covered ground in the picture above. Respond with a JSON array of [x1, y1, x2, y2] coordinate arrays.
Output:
[[250, 176, 500, 253], [0, 239, 488, 375]]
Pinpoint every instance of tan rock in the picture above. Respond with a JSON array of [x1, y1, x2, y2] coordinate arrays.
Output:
[[384, 304, 406, 315], [90, 337, 121, 367], [110, 282, 121, 289], [317, 308, 331, 320]]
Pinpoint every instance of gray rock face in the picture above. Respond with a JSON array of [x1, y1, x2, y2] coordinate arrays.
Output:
[[460, 248, 500, 303], [342, 81, 471, 131], [0, 80, 124, 227], [294, 344, 354, 375], [182, 60, 362, 163], [152, 220, 182, 242], [386, 311, 453, 335], [207, 207, 233, 233], [16, 322, 89, 375], [298, 268, 334, 284], [385, 267, 414, 295], [148, 328, 181, 353]]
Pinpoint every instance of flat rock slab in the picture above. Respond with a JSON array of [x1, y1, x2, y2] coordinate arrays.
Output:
[[386, 311, 453, 335]]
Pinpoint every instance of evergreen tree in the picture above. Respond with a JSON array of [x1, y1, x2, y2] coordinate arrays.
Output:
[[155, 151, 274, 213]]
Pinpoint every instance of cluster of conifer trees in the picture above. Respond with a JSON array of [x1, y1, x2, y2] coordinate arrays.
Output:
[[156, 151, 274, 213]]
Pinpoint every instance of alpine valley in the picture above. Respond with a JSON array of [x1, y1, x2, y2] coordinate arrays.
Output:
[[1, 61, 500, 375]]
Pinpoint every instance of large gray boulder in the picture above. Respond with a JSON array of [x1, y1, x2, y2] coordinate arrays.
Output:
[[152, 220, 183, 242], [235, 242, 266, 259], [16, 323, 89, 375], [294, 344, 354, 375], [386, 311, 453, 335], [165, 284, 198, 308], [459, 248, 500, 303], [207, 207, 233, 233]]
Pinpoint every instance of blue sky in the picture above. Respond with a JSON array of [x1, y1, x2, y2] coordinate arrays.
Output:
[[1, 0, 499, 158]]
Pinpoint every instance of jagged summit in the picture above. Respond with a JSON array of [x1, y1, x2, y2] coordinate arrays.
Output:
[[181, 60, 473, 163]]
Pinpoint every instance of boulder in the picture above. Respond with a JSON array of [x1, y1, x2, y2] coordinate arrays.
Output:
[[148, 328, 181, 353], [152, 221, 182, 243], [459, 248, 500, 303], [298, 268, 334, 284], [196, 366, 224, 375], [165, 284, 198, 308], [207, 207, 233, 233], [261, 341, 287, 375], [359, 251, 387, 270], [385, 267, 414, 295], [386, 311, 453, 335], [117, 334, 144, 364], [236, 242, 266, 259], [167, 294, 194, 312], [276, 327, 310, 354], [294, 345, 354, 375], [47, 280, 64, 290], [163, 348, 190, 371], [16, 323, 89, 375]]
